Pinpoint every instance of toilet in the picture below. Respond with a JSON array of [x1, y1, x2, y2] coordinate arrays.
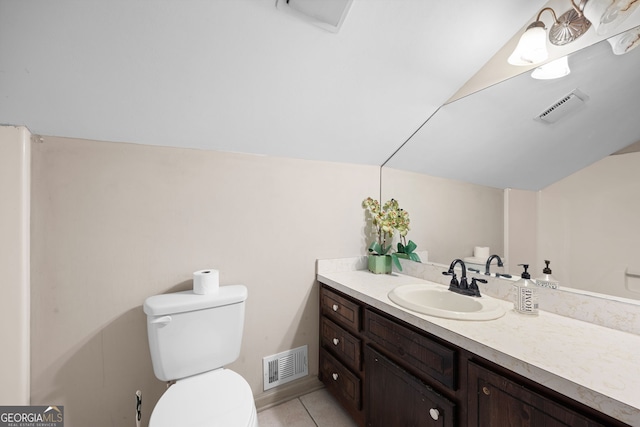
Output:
[[143, 285, 258, 427]]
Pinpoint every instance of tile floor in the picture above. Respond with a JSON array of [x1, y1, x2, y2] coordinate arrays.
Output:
[[257, 388, 357, 427]]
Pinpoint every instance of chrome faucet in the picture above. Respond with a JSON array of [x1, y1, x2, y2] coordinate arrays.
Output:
[[442, 259, 484, 297], [484, 254, 504, 276]]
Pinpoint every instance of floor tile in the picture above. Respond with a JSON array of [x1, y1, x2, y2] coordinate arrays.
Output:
[[299, 388, 357, 427], [257, 398, 316, 427]]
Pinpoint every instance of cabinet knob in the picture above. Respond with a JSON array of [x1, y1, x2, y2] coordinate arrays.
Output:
[[429, 408, 440, 420], [332, 304, 339, 312], [332, 373, 339, 381], [332, 338, 340, 346], [482, 386, 491, 396]]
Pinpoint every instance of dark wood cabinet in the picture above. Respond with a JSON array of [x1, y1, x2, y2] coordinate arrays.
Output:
[[319, 285, 365, 426], [318, 282, 629, 427], [364, 308, 457, 390], [365, 345, 455, 427]]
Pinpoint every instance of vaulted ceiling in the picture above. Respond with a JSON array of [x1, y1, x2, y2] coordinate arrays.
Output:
[[1, 0, 545, 166]]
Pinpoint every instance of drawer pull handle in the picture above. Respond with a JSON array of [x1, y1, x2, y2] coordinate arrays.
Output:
[[482, 386, 491, 396], [332, 338, 339, 346], [332, 373, 339, 381], [429, 408, 440, 420], [332, 304, 339, 312]]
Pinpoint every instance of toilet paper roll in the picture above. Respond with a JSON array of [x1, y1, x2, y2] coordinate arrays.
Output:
[[193, 269, 220, 295], [473, 246, 490, 259]]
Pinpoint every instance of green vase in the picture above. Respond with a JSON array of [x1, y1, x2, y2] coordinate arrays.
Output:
[[368, 255, 392, 274]]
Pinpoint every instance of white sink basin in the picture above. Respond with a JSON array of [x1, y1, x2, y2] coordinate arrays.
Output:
[[388, 283, 506, 321]]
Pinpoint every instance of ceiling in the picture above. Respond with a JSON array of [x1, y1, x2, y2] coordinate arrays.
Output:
[[0, 0, 545, 168]]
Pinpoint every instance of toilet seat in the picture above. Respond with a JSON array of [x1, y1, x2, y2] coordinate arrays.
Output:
[[149, 369, 258, 427]]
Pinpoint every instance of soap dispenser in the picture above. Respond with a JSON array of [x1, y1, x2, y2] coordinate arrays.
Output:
[[535, 260, 559, 289], [513, 264, 539, 315]]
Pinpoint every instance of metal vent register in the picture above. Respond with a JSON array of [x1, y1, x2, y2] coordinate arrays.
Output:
[[536, 89, 588, 124], [263, 345, 308, 390]]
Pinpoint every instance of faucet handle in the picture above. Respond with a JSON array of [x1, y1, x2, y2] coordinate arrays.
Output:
[[468, 277, 486, 297], [443, 271, 459, 288]]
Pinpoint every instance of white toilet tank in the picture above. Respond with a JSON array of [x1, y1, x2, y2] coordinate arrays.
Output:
[[143, 285, 247, 382]]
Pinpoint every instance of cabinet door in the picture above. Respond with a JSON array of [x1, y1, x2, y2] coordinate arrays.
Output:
[[468, 361, 604, 427], [365, 345, 455, 427]]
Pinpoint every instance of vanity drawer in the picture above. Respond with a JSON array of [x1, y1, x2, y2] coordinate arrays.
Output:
[[364, 309, 457, 390], [321, 316, 362, 372], [320, 347, 362, 411], [321, 286, 361, 333]]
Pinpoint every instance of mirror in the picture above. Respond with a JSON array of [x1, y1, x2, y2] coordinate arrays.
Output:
[[382, 26, 640, 301]]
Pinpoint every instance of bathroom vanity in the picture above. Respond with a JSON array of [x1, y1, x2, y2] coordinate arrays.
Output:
[[317, 263, 640, 427]]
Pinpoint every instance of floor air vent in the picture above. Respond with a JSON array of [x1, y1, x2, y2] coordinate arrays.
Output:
[[536, 89, 588, 124], [263, 345, 308, 391]]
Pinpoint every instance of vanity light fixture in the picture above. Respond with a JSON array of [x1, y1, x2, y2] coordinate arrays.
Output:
[[531, 56, 571, 79], [509, 0, 640, 65], [508, 1, 591, 66]]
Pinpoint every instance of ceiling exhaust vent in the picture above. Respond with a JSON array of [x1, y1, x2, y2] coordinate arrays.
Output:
[[536, 89, 589, 124], [276, 0, 353, 33]]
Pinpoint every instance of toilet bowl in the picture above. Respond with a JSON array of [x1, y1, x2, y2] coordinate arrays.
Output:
[[149, 369, 258, 427]]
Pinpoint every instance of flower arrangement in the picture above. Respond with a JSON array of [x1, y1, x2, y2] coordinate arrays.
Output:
[[362, 197, 421, 272]]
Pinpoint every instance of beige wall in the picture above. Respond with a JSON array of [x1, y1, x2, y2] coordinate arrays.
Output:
[[0, 125, 31, 404], [30, 136, 379, 427], [538, 152, 640, 299], [505, 188, 538, 276], [382, 167, 504, 265]]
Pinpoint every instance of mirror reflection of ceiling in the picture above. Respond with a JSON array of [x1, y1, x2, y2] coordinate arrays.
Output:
[[0, 0, 545, 166], [384, 26, 640, 191]]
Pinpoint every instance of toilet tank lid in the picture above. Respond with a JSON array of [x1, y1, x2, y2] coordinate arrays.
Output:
[[143, 285, 247, 316]]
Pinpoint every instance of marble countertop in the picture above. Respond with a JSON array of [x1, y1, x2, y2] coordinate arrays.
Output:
[[317, 269, 640, 426]]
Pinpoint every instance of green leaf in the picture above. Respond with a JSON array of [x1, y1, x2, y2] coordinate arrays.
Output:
[[405, 240, 417, 253], [409, 253, 421, 263], [368, 241, 391, 255], [391, 253, 403, 271], [396, 242, 405, 253]]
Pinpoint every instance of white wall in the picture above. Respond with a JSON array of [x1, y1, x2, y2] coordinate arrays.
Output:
[[30, 136, 379, 427], [0, 125, 31, 404]]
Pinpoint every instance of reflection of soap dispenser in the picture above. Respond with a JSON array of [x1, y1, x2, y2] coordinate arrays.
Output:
[[535, 260, 559, 289], [513, 264, 539, 315]]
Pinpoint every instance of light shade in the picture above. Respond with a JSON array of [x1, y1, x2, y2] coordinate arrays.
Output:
[[583, 0, 615, 34], [597, 0, 640, 35], [531, 56, 571, 79], [508, 22, 549, 66], [607, 26, 640, 54]]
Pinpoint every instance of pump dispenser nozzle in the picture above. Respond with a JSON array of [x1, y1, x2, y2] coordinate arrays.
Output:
[[518, 264, 531, 279], [536, 260, 559, 289]]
